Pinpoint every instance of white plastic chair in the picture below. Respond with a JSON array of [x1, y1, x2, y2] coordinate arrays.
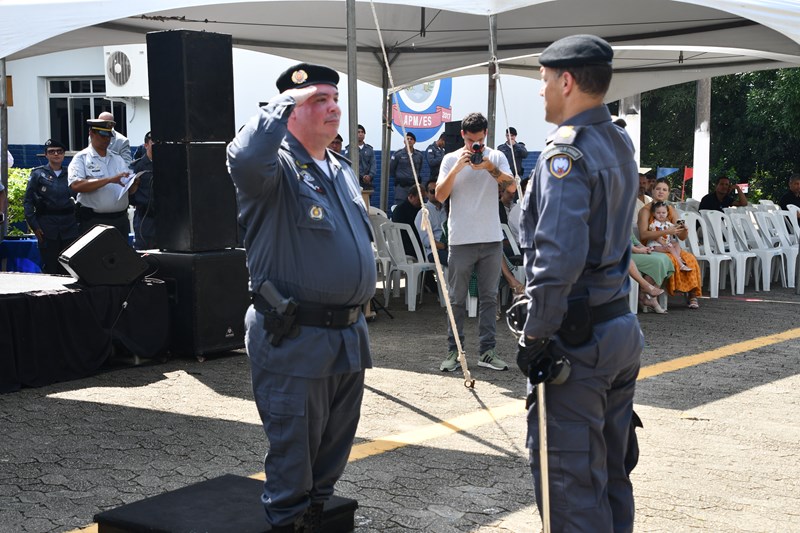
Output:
[[369, 212, 392, 287], [628, 277, 639, 314], [758, 211, 798, 289], [501, 223, 521, 256], [727, 212, 787, 291], [701, 210, 758, 294], [682, 212, 733, 298], [758, 199, 778, 211], [778, 208, 800, 246], [379, 221, 436, 311], [684, 198, 700, 213]]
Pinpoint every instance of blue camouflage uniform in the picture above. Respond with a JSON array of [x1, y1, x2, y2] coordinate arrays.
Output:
[[23, 165, 80, 274], [129, 155, 155, 250], [342, 142, 376, 187], [425, 141, 445, 181], [227, 92, 375, 528], [389, 147, 423, 204], [519, 105, 644, 533]]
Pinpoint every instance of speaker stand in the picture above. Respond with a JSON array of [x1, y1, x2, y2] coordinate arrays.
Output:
[[369, 296, 393, 320]]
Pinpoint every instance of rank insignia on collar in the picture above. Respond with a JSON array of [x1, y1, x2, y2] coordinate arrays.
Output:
[[557, 125, 574, 138], [549, 155, 573, 179], [291, 70, 308, 85], [309, 205, 324, 220]]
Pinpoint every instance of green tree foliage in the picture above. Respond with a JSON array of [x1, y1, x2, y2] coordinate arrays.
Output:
[[641, 68, 800, 202], [4, 168, 32, 236]]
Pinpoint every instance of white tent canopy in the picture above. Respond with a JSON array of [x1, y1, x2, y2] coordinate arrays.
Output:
[[2, 0, 800, 98]]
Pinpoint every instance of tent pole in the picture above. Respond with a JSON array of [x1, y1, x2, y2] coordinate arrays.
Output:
[[619, 94, 641, 168], [487, 14, 498, 147], [346, 0, 359, 182], [692, 78, 711, 201], [1, 57, 8, 237], [380, 66, 391, 212]]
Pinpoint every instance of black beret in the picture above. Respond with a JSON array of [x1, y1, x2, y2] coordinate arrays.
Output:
[[539, 34, 613, 68], [276, 63, 339, 93], [44, 139, 67, 151], [405, 132, 416, 141], [506, 127, 518, 136]]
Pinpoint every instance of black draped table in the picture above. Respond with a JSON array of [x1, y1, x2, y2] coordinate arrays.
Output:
[[0, 273, 169, 393]]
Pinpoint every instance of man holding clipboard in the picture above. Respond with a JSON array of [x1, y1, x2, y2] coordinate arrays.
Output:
[[68, 118, 139, 238]]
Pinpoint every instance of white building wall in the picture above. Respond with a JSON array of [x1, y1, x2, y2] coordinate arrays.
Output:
[[7, 47, 549, 152]]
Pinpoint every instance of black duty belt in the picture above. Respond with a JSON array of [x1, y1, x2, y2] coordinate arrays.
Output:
[[252, 294, 361, 329], [80, 206, 127, 219], [591, 297, 630, 325]]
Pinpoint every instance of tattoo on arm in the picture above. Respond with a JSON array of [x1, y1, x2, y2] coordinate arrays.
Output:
[[489, 167, 501, 178]]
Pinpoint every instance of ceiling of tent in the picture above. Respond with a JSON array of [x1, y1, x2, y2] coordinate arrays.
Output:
[[2, 0, 800, 99]]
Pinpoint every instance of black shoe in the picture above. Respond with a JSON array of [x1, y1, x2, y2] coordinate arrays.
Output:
[[303, 502, 324, 533]]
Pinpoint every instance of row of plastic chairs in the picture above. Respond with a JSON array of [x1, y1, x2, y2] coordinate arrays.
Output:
[[679, 207, 799, 297], [369, 207, 443, 312]]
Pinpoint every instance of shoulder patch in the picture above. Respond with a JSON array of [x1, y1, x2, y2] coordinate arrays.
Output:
[[540, 143, 584, 162], [548, 155, 573, 179]]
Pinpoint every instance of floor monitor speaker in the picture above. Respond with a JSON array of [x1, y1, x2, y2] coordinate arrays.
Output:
[[146, 30, 235, 143], [153, 143, 238, 252], [147, 249, 249, 356], [59, 225, 149, 286]]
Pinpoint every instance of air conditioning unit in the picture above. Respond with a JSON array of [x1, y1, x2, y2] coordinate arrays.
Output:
[[103, 44, 149, 98]]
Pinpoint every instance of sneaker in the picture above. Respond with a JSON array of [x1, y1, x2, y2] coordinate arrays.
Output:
[[478, 349, 508, 371], [440, 350, 459, 372]]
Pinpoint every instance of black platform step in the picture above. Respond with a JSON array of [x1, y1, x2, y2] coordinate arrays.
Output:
[[94, 474, 357, 532]]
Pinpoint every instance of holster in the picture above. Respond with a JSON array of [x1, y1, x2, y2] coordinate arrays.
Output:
[[556, 295, 593, 346]]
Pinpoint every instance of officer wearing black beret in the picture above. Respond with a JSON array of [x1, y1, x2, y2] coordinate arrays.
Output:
[[23, 139, 81, 274], [518, 35, 644, 532], [227, 63, 374, 532]]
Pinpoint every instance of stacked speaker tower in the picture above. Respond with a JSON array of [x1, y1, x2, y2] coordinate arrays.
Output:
[[145, 30, 249, 357]]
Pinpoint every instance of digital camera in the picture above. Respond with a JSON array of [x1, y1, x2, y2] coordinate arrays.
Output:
[[470, 142, 484, 165]]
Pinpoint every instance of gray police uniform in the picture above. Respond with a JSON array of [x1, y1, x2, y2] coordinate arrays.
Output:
[[519, 105, 644, 532], [389, 147, 423, 205], [343, 142, 376, 187], [23, 165, 80, 274], [425, 142, 445, 182], [227, 93, 375, 528]]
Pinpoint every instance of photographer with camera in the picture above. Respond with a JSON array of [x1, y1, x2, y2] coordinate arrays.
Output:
[[517, 35, 644, 532], [435, 112, 515, 373]]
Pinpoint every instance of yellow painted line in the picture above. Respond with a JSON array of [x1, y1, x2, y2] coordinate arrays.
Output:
[[349, 401, 522, 460], [66, 326, 800, 532], [638, 327, 800, 380]]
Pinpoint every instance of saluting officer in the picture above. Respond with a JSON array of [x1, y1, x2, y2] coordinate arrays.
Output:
[[23, 139, 80, 274], [517, 35, 644, 532], [227, 63, 375, 533]]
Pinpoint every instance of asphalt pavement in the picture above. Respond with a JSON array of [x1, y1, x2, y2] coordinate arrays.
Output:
[[1, 284, 799, 532]]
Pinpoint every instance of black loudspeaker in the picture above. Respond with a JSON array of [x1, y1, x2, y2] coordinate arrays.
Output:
[[59, 225, 149, 286], [153, 143, 238, 252], [146, 30, 235, 142], [443, 120, 462, 154], [147, 249, 249, 356]]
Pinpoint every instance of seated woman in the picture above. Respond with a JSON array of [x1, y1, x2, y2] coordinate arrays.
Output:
[[638, 178, 703, 309], [630, 235, 674, 313]]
